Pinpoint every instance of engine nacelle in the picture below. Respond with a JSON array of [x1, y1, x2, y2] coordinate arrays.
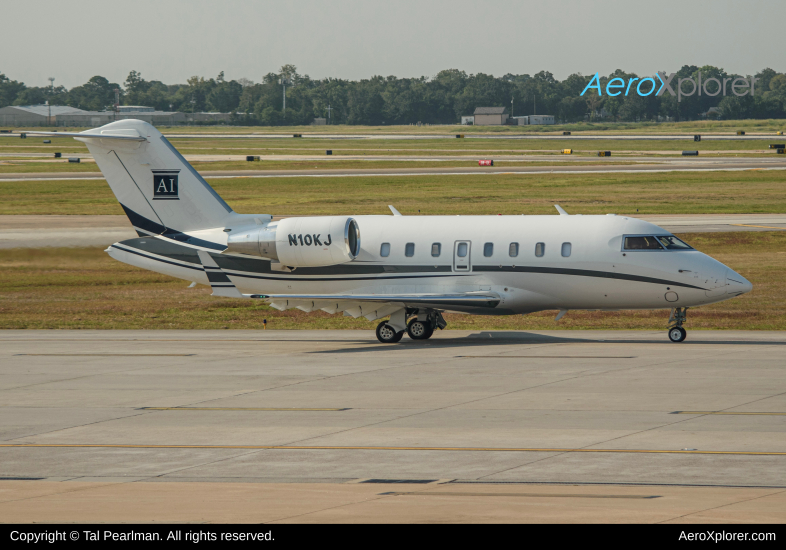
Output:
[[224, 216, 360, 268]]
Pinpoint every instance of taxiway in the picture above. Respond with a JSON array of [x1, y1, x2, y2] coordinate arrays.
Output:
[[1, 329, 784, 522]]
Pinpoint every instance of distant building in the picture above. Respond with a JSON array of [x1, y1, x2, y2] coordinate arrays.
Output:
[[461, 116, 474, 125], [512, 115, 555, 125], [473, 106, 508, 126], [311, 117, 326, 125], [0, 105, 84, 126]]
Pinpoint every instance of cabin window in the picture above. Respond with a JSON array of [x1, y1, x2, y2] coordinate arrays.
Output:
[[405, 243, 415, 257], [431, 243, 441, 257], [380, 243, 390, 257], [535, 242, 545, 257], [457, 242, 468, 257], [657, 236, 693, 250], [509, 243, 519, 257], [561, 242, 572, 257], [484, 243, 493, 257], [624, 236, 663, 250]]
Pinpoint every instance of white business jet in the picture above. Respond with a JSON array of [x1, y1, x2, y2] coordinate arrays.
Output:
[[28, 120, 752, 343]]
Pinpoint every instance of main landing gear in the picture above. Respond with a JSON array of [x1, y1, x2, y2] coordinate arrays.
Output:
[[375, 309, 446, 344], [375, 321, 403, 343], [668, 307, 688, 343]]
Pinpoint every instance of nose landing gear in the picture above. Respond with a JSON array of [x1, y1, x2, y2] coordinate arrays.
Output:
[[667, 307, 688, 342]]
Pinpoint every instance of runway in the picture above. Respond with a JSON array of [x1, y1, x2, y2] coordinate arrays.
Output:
[[1, 329, 785, 523], [1, 213, 784, 249], [2, 158, 785, 182]]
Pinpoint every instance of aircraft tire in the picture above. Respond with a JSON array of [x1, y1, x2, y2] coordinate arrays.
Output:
[[668, 326, 687, 343], [407, 319, 431, 340], [376, 321, 403, 343]]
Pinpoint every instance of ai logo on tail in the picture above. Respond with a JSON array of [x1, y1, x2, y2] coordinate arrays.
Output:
[[152, 169, 180, 200]]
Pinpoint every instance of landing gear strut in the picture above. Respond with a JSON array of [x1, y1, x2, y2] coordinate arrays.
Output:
[[668, 307, 687, 343]]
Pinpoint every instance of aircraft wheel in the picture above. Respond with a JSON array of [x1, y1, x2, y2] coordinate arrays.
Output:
[[668, 326, 687, 343], [376, 321, 403, 343], [407, 319, 431, 340]]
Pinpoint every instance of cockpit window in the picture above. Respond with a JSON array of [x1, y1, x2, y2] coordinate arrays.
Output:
[[657, 236, 693, 250], [623, 236, 664, 250]]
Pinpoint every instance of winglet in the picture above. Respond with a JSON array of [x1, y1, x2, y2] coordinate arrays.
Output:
[[388, 205, 403, 216], [196, 250, 243, 298], [555, 205, 569, 216]]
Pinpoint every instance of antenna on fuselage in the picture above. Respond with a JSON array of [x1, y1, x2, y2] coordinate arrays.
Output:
[[388, 205, 403, 216], [554, 205, 569, 216]]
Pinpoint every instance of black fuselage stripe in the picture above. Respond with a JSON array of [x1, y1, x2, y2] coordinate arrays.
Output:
[[223, 271, 456, 282], [472, 266, 706, 290], [113, 244, 707, 290]]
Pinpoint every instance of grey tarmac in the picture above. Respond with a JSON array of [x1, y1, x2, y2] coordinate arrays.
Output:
[[1, 329, 784, 523]]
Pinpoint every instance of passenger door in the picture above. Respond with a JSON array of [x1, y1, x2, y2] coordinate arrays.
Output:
[[453, 241, 471, 272]]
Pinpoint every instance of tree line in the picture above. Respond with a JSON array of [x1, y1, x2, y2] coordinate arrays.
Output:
[[1, 64, 785, 125]]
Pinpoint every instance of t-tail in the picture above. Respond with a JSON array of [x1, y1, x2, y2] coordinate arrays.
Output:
[[74, 119, 237, 237]]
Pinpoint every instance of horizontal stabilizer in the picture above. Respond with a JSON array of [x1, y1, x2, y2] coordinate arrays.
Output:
[[197, 251, 242, 298], [18, 130, 147, 141]]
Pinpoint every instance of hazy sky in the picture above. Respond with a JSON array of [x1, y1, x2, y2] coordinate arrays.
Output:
[[3, 0, 785, 88]]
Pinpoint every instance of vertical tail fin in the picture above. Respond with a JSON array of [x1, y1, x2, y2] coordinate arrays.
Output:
[[80, 119, 233, 234]]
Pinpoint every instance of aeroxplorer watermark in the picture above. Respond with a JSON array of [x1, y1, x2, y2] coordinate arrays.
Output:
[[581, 71, 760, 101]]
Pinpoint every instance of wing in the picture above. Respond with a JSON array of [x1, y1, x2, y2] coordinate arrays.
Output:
[[195, 251, 500, 321], [252, 293, 500, 309]]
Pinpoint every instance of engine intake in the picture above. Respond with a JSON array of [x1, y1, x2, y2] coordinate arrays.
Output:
[[225, 216, 360, 267]]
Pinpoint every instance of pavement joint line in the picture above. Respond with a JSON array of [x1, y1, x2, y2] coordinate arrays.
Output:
[[656, 487, 786, 524], [174, 344, 448, 412], [671, 411, 786, 416], [14, 353, 196, 357], [138, 407, 351, 411], [473, 345, 758, 480], [378, 491, 661, 499], [1, 444, 784, 456], [264, 342, 598, 452], [453, 481, 786, 489], [455, 355, 638, 359]]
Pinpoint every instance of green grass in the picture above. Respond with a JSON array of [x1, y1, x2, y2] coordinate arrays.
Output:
[[2, 169, 783, 216], [1, 232, 783, 330], [4, 136, 782, 157], [5, 119, 785, 136]]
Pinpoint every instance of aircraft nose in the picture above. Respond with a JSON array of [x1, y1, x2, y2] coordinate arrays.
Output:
[[726, 269, 752, 296]]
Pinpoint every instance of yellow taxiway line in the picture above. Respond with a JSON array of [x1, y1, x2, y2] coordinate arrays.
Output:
[[729, 224, 786, 230], [0, 444, 783, 456]]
